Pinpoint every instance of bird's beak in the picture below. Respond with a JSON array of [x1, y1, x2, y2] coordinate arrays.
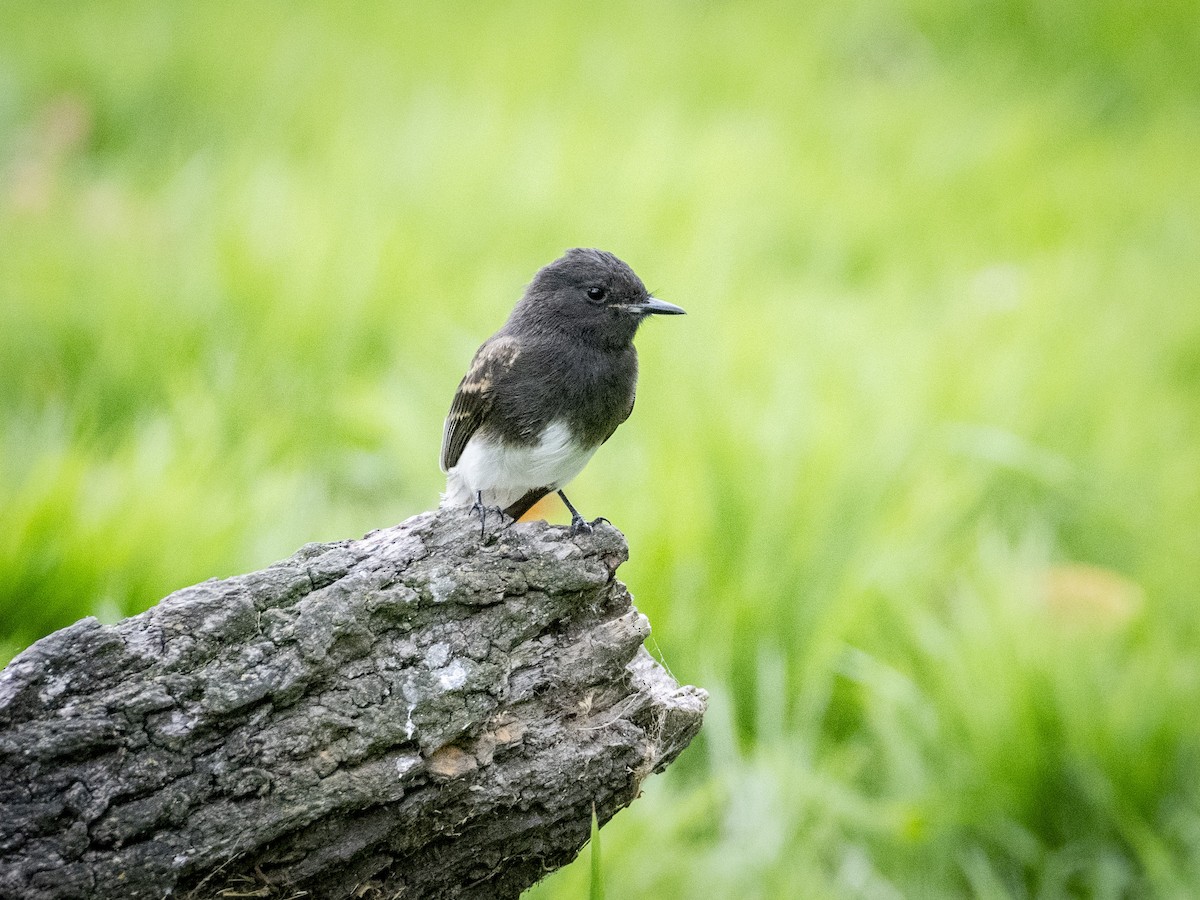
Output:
[[640, 296, 686, 316]]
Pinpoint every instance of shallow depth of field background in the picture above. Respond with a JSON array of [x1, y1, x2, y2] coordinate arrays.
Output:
[[3, 2, 1200, 896]]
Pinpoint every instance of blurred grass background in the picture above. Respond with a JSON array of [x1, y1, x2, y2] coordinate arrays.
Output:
[[2, 1, 1199, 896]]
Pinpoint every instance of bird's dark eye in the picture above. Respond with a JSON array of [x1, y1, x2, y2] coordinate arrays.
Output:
[[586, 287, 607, 302]]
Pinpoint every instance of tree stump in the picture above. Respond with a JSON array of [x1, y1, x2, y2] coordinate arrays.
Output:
[[0, 510, 706, 899]]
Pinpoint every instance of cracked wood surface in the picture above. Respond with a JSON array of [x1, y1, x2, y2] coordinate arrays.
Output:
[[0, 510, 706, 899]]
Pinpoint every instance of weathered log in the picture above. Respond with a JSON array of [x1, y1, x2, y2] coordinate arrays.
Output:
[[0, 509, 705, 899]]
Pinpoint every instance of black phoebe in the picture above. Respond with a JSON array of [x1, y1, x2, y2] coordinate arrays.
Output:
[[440, 248, 685, 535]]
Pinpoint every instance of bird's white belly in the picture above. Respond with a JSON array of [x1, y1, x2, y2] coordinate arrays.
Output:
[[443, 421, 596, 510]]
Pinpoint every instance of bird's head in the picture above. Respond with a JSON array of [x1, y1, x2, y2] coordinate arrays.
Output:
[[512, 248, 685, 348]]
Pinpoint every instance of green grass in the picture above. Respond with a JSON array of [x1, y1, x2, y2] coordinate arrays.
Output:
[[2, 1, 1199, 895], [591, 805, 604, 900]]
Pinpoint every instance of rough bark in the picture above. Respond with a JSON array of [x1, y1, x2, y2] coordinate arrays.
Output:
[[0, 510, 706, 900]]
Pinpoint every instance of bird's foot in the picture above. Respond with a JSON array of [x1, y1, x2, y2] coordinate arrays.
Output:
[[558, 490, 597, 537], [471, 493, 511, 538], [471, 495, 486, 537]]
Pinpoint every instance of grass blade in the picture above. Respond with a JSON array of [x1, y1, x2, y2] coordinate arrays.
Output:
[[590, 805, 604, 900]]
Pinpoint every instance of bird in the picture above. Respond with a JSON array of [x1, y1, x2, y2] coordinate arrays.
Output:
[[440, 248, 685, 535]]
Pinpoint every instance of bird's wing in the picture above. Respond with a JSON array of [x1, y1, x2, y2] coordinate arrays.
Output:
[[440, 334, 523, 472], [600, 387, 636, 446], [601, 356, 638, 445]]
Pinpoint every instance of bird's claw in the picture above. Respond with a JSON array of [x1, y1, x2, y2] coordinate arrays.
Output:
[[568, 515, 594, 536], [471, 496, 510, 539]]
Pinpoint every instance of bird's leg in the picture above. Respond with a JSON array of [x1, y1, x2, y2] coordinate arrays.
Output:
[[557, 490, 593, 536], [470, 491, 511, 537], [471, 490, 487, 538]]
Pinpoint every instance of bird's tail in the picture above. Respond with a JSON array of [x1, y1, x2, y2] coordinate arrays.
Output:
[[503, 488, 552, 521], [440, 474, 552, 521]]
